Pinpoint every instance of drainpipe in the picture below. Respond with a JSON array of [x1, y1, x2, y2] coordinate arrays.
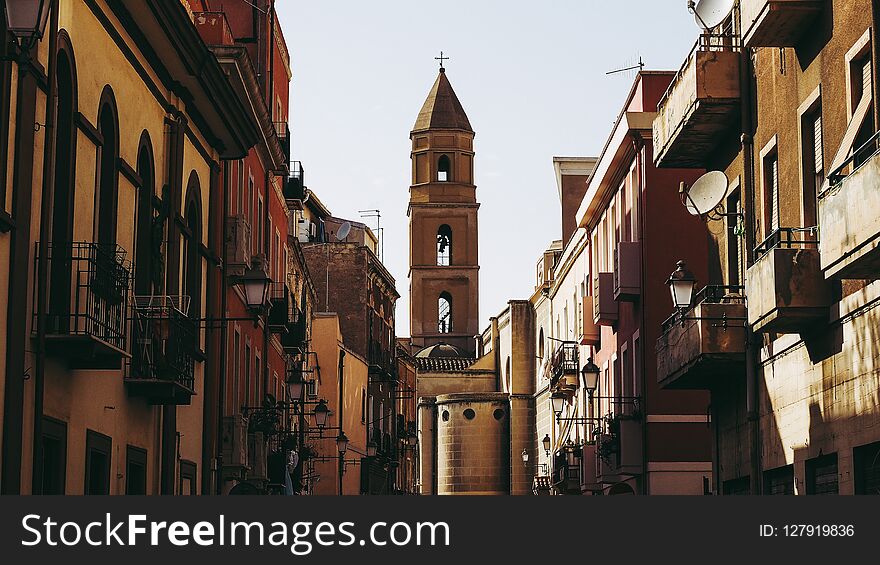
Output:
[[31, 0, 59, 495], [337, 349, 346, 495], [633, 133, 649, 495], [217, 161, 230, 494], [738, 16, 762, 496]]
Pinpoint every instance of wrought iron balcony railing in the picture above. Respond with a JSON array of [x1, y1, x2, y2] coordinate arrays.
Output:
[[550, 342, 579, 387], [37, 241, 131, 368]]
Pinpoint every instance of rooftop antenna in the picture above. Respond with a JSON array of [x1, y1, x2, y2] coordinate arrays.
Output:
[[359, 209, 384, 263], [606, 56, 645, 76]]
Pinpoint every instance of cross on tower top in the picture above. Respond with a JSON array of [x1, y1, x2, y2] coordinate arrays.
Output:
[[435, 51, 449, 72]]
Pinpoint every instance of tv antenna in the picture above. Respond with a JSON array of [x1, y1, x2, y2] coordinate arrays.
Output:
[[359, 209, 384, 263], [687, 0, 735, 30], [679, 171, 734, 221], [606, 56, 645, 76]]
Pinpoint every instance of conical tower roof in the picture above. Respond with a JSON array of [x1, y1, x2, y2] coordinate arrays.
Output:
[[412, 69, 473, 133]]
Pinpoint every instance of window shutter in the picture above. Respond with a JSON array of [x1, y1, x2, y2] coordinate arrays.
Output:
[[863, 57, 873, 102], [770, 158, 779, 232], [813, 114, 824, 173]]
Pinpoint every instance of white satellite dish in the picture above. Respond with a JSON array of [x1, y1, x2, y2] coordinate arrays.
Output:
[[682, 171, 728, 216], [689, 0, 735, 30], [336, 221, 352, 241]]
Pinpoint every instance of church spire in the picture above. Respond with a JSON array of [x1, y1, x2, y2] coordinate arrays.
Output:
[[412, 69, 473, 133]]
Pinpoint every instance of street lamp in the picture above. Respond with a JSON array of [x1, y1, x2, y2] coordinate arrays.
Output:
[[666, 260, 697, 309], [312, 399, 330, 429], [366, 441, 378, 457], [4, 0, 51, 49], [521, 448, 529, 467], [550, 392, 567, 417], [237, 261, 271, 312], [406, 432, 418, 448], [581, 358, 600, 397], [336, 432, 349, 456], [542, 434, 551, 457], [287, 369, 304, 401]]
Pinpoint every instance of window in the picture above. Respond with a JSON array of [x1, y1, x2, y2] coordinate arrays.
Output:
[[125, 446, 148, 495], [829, 32, 877, 179], [231, 330, 241, 413], [254, 352, 261, 405], [244, 343, 251, 407], [0, 15, 10, 212], [800, 91, 824, 228], [763, 149, 779, 238], [726, 185, 743, 287], [437, 155, 451, 182], [722, 476, 750, 495], [183, 179, 202, 320], [134, 134, 155, 296], [85, 430, 112, 495], [438, 292, 452, 333], [854, 440, 880, 494], [361, 388, 366, 423], [763, 465, 794, 495], [538, 327, 545, 359], [805, 453, 838, 495], [237, 161, 244, 214], [437, 224, 452, 266], [38, 418, 67, 495], [852, 52, 875, 168], [257, 195, 264, 253], [632, 331, 641, 400], [96, 89, 119, 249], [179, 460, 197, 495]]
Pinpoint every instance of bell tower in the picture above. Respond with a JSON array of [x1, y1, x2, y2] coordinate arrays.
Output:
[[409, 65, 480, 357]]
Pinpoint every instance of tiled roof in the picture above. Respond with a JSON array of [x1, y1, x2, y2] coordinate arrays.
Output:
[[414, 356, 476, 372]]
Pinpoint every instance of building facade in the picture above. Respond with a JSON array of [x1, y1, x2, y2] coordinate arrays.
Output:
[[655, 0, 880, 494]]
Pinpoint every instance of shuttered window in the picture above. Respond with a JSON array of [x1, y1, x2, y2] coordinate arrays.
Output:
[[806, 454, 839, 495], [813, 114, 824, 174], [764, 153, 780, 236], [862, 57, 873, 102]]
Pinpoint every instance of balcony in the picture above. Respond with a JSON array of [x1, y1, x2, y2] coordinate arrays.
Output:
[[284, 161, 306, 201], [280, 306, 307, 351], [653, 34, 741, 168], [268, 283, 295, 334], [126, 296, 197, 405], [221, 415, 248, 480], [225, 215, 251, 272], [747, 228, 830, 334], [369, 340, 394, 379], [580, 297, 600, 346], [550, 342, 579, 393], [274, 121, 291, 163], [597, 414, 643, 483], [38, 242, 130, 369], [819, 134, 880, 280], [613, 242, 641, 301], [580, 443, 603, 493], [657, 285, 747, 390], [551, 446, 582, 495], [740, 0, 824, 48], [192, 11, 235, 46], [593, 272, 618, 326]]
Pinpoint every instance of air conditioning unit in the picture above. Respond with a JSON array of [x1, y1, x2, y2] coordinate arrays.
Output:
[[248, 432, 268, 482], [225, 215, 251, 271], [221, 415, 248, 470], [614, 242, 641, 301]]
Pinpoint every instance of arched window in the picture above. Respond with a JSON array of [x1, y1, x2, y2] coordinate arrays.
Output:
[[48, 36, 77, 332], [538, 327, 545, 359], [183, 173, 202, 319], [134, 131, 154, 296], [438, 292, 452, 334], [437, 224, 452, 266], [96, 87, 119, 250], [437, 155, 451, 182]]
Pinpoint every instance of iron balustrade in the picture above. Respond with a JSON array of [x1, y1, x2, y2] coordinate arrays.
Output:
[[37, 241, 130, 351], [827, 130, 880, 187], [754, 227, 819, 260], [129, 298, 197, 393], [550, 342, 579, 385], [268, 282, 296, 331], [285, 161, 305, 200], [661, 284, 746, 333]]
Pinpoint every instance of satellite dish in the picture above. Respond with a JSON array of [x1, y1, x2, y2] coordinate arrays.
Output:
[[689, 0, 734, 30], [682, 171, 728, 216], [336, 221, 352, 241]]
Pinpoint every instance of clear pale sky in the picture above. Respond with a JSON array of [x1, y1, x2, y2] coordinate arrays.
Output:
[[276, 1, 702, 338]]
